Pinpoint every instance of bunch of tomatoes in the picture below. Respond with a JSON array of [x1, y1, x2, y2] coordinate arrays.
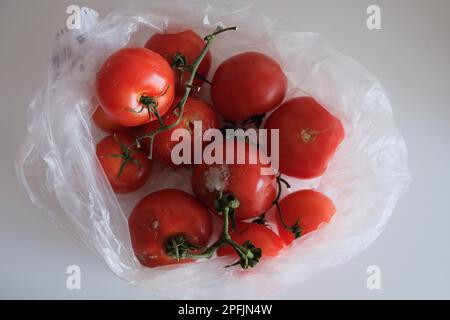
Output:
[[93, 26, 344, 269]]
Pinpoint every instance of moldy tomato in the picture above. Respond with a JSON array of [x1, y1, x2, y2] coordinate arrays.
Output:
[[191, 139, 277, 220]]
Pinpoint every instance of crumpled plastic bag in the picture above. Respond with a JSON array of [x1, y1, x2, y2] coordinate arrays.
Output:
[[15, 0, 410, 298]]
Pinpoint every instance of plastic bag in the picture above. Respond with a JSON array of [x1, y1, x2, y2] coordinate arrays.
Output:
[[15, 0, 410, 298]]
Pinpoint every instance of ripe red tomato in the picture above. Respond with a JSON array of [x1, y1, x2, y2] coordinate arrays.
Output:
[[92, 105, 133, 133], [96, 48, 175, 127], [275, 190, 336, 245], [211, 52, 287, 122], [217, 222, 284, 257], [128, 189, 213, 267], [96, 133, 152, 194], [265, 97, 345, 179], [191, 139, 277, 220], [141, 96, 220, 167], [145, 29, 211, 92]]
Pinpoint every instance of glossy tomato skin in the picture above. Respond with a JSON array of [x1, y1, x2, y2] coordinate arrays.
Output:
[[265, 97, 345, 179], [142, 96, 220, 168], [217, 222, 284, 257], [276, 190, 336, 245], [145, 30, 211, 92], [96, 48, 175, 127], [92, 105, 133, 134], [211, 52, 287, 122], [129, 189, 213, 267], [96, 133, 152, 194], [191, 140, 277, 220]]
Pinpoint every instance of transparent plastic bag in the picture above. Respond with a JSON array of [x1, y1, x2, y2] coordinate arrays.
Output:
[[15, 0, 410, 298]]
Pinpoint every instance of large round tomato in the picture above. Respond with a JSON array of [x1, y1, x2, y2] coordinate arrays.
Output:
[[217, 222, 284, 257], [92, 105, 133, 133], [141, 96, 220, 167], [275, 190, 336, 245], [145, 29, 211, 92], [265, 97, 345, 179], [191, 139, 277, 220], [129, 189, 213, 267], [211, 52, 287, 122], [96, 48, 175, 127], [96, 133, 152, 194]]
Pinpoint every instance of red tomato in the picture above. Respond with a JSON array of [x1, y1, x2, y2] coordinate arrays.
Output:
[[92, 105, 133, 133], [265, 97, 345, 179], [217, 222, 284, 257], [191, 139, 277, 220], [276, 190, 336, 245], [128, 189, 213, 267], [96, 48, 175, 127], [211, 52, 287, 122], [96, 133, 152, 194], [141, 96, 220, 167], [145, 29, 211, 92]]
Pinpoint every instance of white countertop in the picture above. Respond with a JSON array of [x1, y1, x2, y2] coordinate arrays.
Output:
[[1, 0, 449, 299]]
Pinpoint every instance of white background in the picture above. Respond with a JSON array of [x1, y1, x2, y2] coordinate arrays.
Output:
[[1, 0, 449, 299]]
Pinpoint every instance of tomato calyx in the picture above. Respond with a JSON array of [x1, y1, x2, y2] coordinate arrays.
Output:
[[125, 25, 238, 160], [241, 113, 266, 128], [252, 213, 269, 226], [171, 52, 188, 68], [171, 52, 189, 89], [219, 121, 239, 138], [220, 113, 266, 136], [128, 87, 171, 126], [165, 191, 262, 270], [99, 134, 142, 178], [171, 52, 211, 87], [165, 234, 205, 261], [225, 240, 262, 269]]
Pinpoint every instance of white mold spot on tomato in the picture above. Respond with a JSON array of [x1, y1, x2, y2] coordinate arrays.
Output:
[[204, 166, 229, 193]]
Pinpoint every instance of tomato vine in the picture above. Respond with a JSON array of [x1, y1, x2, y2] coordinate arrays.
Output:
[[127, 26, 237, 159], [166, 191, 262, 269]]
